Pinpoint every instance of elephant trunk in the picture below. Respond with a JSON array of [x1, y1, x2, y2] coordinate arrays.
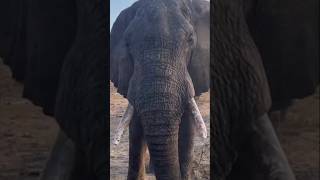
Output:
[[140, 109, 182, 179], [133, 75, 184, 179]]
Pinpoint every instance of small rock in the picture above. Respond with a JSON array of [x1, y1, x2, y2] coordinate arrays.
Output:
[[22, 133, 32, 138]]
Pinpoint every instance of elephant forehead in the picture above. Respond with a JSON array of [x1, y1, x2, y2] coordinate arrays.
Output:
[[143, 1, 168, 20], [136, 36, 182, 49], [143, 49, 171, 60], [139, 49, 185, 68], [138, 0, 180, 18], [129, 1, 192, 38]]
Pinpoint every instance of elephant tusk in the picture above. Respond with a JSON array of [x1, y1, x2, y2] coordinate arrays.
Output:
[[189, 98, 207, 138], [112, 103, 134, 145], [113, 99, 207, 145]]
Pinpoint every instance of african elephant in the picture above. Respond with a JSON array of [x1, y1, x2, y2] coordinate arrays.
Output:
[[246, 0, 319, 124], [0, 0, 107, 179], [54, 0, 107, 179], [212, 0, 297, 179], [24, 0, 77, 115], [110, 0, 209, 179]]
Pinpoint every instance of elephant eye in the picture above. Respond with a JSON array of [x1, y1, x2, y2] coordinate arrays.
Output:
[[187, 32, 194, 44]]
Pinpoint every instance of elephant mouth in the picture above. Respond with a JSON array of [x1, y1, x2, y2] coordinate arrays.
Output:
[[112, 97, 207, 145]]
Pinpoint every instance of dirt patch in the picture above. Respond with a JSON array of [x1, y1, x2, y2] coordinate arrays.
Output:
[[0, 59, 59, 180], [277, 88, 319, 180]]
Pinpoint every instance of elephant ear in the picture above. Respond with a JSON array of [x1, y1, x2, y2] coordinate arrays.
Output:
[[188, 0, 210, 96], [110, 3, 138, 97]]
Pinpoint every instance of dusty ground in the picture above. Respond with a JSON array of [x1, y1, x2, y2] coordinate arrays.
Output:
[[277, 88, 319, 180], [0, 58, 318, 180], [0, 59, 59, 180]]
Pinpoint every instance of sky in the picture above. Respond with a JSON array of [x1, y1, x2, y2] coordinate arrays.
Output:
[[110, 0, 137, 30]]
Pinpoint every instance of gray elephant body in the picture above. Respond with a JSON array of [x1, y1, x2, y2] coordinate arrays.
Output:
[[0, 0, 107, 179], [213, 0, 307, 179], [246, 0, 319, 110], [212, 0, 271, 178], [24, 0, 77, 115], [110, 0, 209, 179], [54, 0, 107, 179]]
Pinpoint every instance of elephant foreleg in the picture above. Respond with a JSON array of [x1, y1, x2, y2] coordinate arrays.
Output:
[[251, 114, 295, 180], [269, 108, 289, 132], [227, 114, 295, 180], [179, 110, 195, 180], [145, 149, 155, 174], [127, 114, 147, 180], [41, 130, 75, 180], [269, 100, 293, 131]]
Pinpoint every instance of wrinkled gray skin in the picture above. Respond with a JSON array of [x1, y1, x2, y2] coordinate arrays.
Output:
[[213, 0, 296, 180], [110, 0, 209, 179], [245, 0, 319, 128], [0, 0, 106, 179]]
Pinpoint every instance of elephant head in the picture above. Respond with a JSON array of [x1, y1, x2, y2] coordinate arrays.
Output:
[[110, 0, 209, 179]]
